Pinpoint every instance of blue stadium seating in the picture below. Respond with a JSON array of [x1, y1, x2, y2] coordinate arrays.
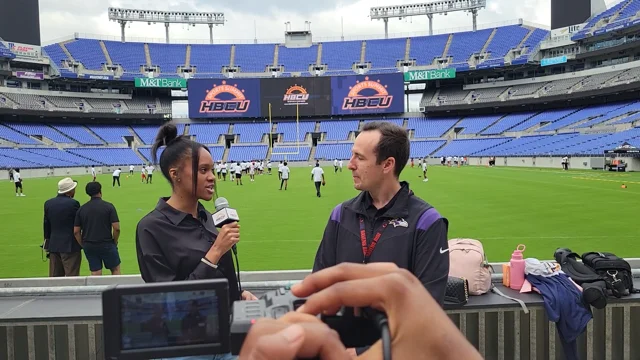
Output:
[[365, 38, 405, 68], [573, 0, 630, 39], [148, 44, 186, 73], [575, 101, 640, 128], [408, 117, 457, 138], [484, 25, 529, 61], [410, 140, 447, 158], [4, 123, 74, 143], [24, 148, 89, 165], [228, 145, 268, 161], [189, 123, 229, 144], [456, 115, 502, 134], [276, 121, 316, 142], [190, 45, 231, 73], [0, 125, 40, 145], [0, 148, 77, 167], [51, 124, 103, 145], [132, 124, 186, 145], [536, 104, 621, 131], [278, 45, 318, 72], [320, 41, 361, 70], [315, 143, 353, 160], [508, 109, 576, 132], [320, 121, 359, 141], [67, 148, 142, 166], [233, 123, 270, 143], [65, 39, 106, 70], [446, 29, 493, 64], [481, 112, 537, 135], [434, 138, 512, 157], [88, 125, 132, 144], [363, 118, 404, 127], [614, 112, 640, 125], [235, 44, 274, 72], [103, 41, 146, 73], [270, 146, 311, 161], [409, 34, 449, 66]]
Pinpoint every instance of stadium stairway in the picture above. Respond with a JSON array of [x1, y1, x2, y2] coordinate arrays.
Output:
[[127, 127, 143, 144], [144, 44, 152, 67], [99, 40, 113, 66], [223, 147, 230, 162], [185, 45, 192, 67], [517, 27, 536, 49], [360, 41, 366, 64], [133, 147, 146, 164], [442, 34, 454, 60], [480, 28, 498, 55], [308, 146, 316, 161], [316, 44, 322, 66], [230, 45, 236, 67], [273, 44, 279, 67], [404, 38, 411, 61], [478, 114, 506, 134]]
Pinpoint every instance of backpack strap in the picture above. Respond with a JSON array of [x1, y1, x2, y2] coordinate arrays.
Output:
[[491, 284, 530, 313]]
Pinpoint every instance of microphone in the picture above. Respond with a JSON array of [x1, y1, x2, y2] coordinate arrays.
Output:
[[213, 197, 240, 255]]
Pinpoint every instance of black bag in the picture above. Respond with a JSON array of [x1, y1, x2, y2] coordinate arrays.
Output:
[[444, 276, 469, 307], [554, 248, 608, 309], [581, 252, 639, 297]]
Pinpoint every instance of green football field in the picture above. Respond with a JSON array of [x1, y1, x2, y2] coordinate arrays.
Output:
[[2, 165, 639, 279]]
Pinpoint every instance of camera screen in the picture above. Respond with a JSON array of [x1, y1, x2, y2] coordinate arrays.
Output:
[[120, 290, 220, 350]]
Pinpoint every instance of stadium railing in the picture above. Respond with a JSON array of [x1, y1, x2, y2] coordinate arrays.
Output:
[[1, 261, 639, 360]]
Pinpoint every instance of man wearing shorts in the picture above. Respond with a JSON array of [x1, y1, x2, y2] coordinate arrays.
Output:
[[13, 168, 25, 196], [74, 182, 121, 276], [235, 161, 243, 186]]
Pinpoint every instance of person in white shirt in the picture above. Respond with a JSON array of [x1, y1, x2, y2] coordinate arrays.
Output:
[[334, 159, 339, 173], [234, 162, 243, 185], [146, 165, 155, 184], [141, 166, 147, 183], [453, 156, 459, 167], [422, 160, 428, 182], [129, 165, 134, 175], [562, 156, 569, 170], [446, 156, 452, 167], [280, 161, 290, 191], [215, 162, 221, 180], [339, 160, 343, 172], [112, 168, 122, 187], [267, 161, 272, 175], [249, 161, 256, 182], [278, 161, 284, 180], [91, 166, 96, 182], [13, 168, 24, 196], [311, 163, 325, 197], [221, 162, 228, 181]]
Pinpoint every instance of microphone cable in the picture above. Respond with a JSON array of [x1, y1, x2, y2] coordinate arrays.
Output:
[[232, 247, 243, 295]]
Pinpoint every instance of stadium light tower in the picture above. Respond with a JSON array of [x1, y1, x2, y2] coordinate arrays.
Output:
[[370, 0, 487, 38], [107, 8, 225, 44]]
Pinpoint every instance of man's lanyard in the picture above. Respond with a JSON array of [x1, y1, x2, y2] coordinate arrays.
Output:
[[358, 216, 390, 263]]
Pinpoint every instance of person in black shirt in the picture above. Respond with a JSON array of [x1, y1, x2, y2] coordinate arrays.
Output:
[[44, 177, 82, 276], [136, 124, 256, 360], [74, 182, 121, 276]]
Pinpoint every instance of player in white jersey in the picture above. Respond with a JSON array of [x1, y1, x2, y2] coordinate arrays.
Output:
[[234, 162, 243, 186], [13, 168, 25, 196], [334, 159, 339, 173], [129, 165, 134, 175], [339, 160, 343, 172], [112, 168, 122, 187], [249, 162, 256, 182], [279, 162, 290, 190], [91, 166, 96, 182], [422, 160, 428, 182], [311, 163, 325, 197], [146, 165, 155, 184], [267, 161, 272, 174], [278, 161, 284, 180]]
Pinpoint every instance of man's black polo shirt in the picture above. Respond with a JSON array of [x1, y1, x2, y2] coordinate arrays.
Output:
[[75, 197, 119, 243], [135, 198, 241, 304]]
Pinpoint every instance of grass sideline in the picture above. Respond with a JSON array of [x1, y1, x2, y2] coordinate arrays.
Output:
[[1, 165, 639, 279]]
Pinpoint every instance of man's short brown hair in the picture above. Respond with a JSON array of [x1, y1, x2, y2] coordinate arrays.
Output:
[[361, 121, 410, 177]]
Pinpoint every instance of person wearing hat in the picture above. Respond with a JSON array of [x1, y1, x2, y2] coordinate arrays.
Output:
[[43, 177, 82, 277], [74, 182, 121, 276]]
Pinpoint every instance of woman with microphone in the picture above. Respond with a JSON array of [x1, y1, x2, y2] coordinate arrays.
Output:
[[136, 123, 256, 360]]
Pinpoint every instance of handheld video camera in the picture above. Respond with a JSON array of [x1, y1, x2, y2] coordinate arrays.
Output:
[[102, 281, 382, 359]]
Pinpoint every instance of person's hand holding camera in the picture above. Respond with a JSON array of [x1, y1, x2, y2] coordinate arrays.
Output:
[[290, 263, 482, 360], [205, 222, 239, 264]]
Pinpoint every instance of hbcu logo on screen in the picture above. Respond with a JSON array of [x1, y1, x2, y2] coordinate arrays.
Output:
[[199, 81, 250, 113], [283, 85, 310, 106], [342, 76, 393, 110]]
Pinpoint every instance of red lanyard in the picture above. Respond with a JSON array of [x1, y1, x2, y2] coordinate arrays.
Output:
[[359, 216, 390, 263]]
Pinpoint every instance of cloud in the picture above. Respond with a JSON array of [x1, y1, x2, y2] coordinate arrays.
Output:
[[39, 0, 615, 44]]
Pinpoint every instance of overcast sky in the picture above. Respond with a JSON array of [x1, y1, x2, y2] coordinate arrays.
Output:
[[39, 0, 623, 44]]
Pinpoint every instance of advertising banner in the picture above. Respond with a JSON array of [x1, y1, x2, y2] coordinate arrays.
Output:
[[2, 41, 41, 58], [260, 77, 332, 117], [15, 71, 44, 80], [188, 78, 261, 118], [540, 56, 568, 67], [404, 68, 456, 82], [331, 73, 404, 115], [135, 77, 187, 88]]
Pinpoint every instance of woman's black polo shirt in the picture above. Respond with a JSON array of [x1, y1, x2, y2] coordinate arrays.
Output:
[[136, 197, 241, 304]]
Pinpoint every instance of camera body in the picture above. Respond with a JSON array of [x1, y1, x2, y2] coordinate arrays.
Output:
[[230, 286, 382, 355]]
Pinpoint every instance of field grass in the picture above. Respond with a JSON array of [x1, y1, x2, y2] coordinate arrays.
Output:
[[2, 165, 640, 279]]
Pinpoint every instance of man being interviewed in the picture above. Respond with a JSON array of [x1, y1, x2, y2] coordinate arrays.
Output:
[[313, 121, 449, 302]]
